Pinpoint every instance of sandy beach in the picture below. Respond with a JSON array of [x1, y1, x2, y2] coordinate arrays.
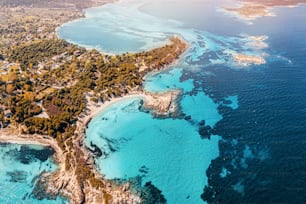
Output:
[[85, 93, 144, 123], [0, 129, 49, 146], [83, 89, 182, 129]]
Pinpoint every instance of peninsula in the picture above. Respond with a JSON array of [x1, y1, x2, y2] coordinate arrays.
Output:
[[0, 1, 188, 203]]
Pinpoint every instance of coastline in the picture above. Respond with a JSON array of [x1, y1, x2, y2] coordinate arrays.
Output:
[[1, 1, 303, 203], [85, 93, 144, 124], [0, 134, 50, 146], [55, 0, 118, 55], [56, 0, 189, 56], [0, 34, 188, 204], [0, 0, 189, 203], [0, 0, 119, 150], [143, 35, 190, 82], [82, 89, 183, 134]]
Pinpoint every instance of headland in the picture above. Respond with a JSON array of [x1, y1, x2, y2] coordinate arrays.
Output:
[[0, 0, 188, 203]]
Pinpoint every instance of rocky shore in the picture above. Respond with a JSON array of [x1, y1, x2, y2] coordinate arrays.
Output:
[[0, 88, 180, 203], [0, 41, 188, 204], [142, 90, 182, 118], [41, 90, 181, 203], [233, 53, 266, 66], [0, 0, 189, 201]]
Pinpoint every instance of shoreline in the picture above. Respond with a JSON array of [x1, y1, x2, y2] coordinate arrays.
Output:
[[0, 35, 188, 204], [82, 89, 183, 134], [143, 35, 190, 82], [86, 93, 144, 123], [0, 135, 50, 146], [0, 129, 52, 147], [55, 0, 118, 56], [56, 0, 190, 56], [0, 0, 189, 203]]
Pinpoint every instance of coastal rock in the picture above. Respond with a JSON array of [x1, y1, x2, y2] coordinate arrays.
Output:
[[0, 21, 188, 203], [232, 53, 265, 66], [33, 174, 59, 201], [141, 90, 182, 118]]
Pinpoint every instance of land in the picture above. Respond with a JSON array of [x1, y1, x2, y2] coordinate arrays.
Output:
[[142, 90, 182, 118], [225, 3, 274, 21], [232, 53, 266, 66], [224, 0, 306, 21], [230, 35, 268, 66], [0, 1, 188, 203], [0, 0, 114, 10]]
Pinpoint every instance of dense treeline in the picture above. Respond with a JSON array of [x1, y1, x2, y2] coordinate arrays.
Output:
[[0, 36, 187, 193], [1, 37, 186, 134], [9, 98, 42, 122], [22, 87, 86, 136], [0, 4, 189, 202], [94, 54, 142, 101], [8, 39, 79, 70]]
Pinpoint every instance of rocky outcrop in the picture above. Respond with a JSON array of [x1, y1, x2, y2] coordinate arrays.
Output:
[[232, 53, 265, 66], [0, 35, 189, 204], [142, 90, 182, 118]]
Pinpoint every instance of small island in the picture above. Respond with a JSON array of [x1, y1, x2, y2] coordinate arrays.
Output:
[[224, 0, 306, 21], [232, 53, 266, 66], [230, 35, 268, 67], [0, 1, 188, 203]]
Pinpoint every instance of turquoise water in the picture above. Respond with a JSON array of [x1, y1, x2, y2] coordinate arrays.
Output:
[[144, 68, 194, 93], [58, 0, 267, 67], [86, 99, 221, 203], [57, 0, 306, 203], [1, 0, 305, 202], [61, 0, 240, 202], [58, 0, 252, 202], [0, 144, 66, 204], [58, 1, 174, 53], [181, 92, 222, 127]]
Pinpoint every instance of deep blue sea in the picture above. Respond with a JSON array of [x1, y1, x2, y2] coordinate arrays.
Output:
[[60, 0, 306, 203], [2, 0, 306, 203]]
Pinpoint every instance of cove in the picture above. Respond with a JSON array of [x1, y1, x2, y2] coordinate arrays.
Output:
[[57, 0, 253, 203], [85, 98, 221, 203]]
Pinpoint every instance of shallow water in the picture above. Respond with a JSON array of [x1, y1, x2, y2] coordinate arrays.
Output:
[[86, 99, 220, 203], [0, 144, 66, 203], [58, 0, 306, 203], [66, 0, 241, 202]]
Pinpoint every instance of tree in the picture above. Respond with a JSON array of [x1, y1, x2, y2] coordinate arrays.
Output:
[[6, 84, 15, 93], [7, 72, 17, 82], [24, 91, 35, 101]]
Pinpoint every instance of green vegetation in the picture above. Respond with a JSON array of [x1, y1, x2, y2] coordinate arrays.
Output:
[[1, 37, 186, 132], [0, 3, 188, 202], [8, 39, 80, 70], [1, 36, 186, 192], [0, 15, 187, 198]]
